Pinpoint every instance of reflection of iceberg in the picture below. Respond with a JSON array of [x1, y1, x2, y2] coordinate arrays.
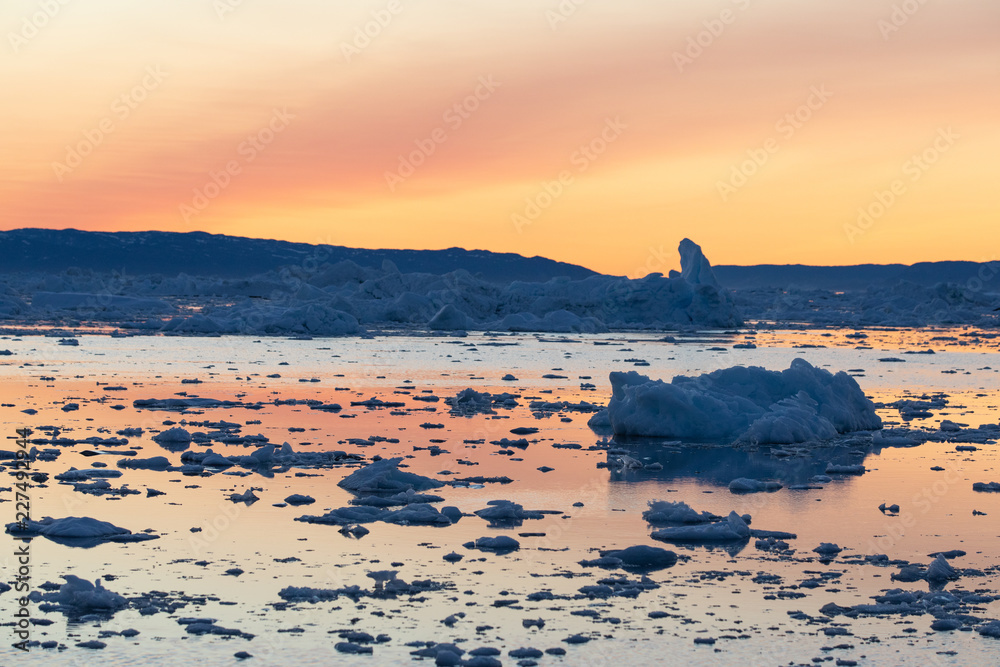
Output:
[[601, 359, 881, 444], [600, 441, 909, 501]]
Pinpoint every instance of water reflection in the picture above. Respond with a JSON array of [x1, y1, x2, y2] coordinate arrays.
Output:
[[601, 438, 885, 487]]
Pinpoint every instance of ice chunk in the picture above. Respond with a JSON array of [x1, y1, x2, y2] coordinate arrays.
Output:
[[728, 478, 782, 494], [463, 536, 520, 553], [338, 457, 443, 494], [973, 482, 1000, 492], [30, 575, 127, 615], [297, 506, 385, 525], [117, 456, 171, 470], [383, 503, 454, 526], [473, 500, 544, 526], [6, 516, 157, 546], [677, 238, 722, 289], [600, 545, 677, 572], [428, 304, 471, 331], [642, 500, 720, 525], [446, 388, 519, 416], [152, 427, 193, 444], [813, 542, 843, 556], [650, 511, 751, 543], [826, 463, 866, 475], [604, 359, 881, 443], [228, 489, 259, 503], [925, 554, 960, 583], [350, 489, 444, 507]]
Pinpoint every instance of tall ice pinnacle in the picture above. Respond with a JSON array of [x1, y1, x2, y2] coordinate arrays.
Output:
[[678, 238, 722, 289]]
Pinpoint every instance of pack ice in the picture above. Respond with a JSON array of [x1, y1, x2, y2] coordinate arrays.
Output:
[[10, 238, 741, 334], [600, 358, 882, 444]]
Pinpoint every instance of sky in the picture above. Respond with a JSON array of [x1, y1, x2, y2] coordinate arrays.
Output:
[[1, 0, 997, 277]]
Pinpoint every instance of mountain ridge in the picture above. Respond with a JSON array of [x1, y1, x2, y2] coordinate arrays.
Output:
[[0, 228, 995, 291], [0, 228, 597, 283]]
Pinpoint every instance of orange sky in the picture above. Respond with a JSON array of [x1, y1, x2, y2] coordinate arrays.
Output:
[[2, 0, 998, 276]]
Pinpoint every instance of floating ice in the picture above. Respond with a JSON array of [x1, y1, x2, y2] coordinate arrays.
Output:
[[650, 511, 751, 543], [151, 427, 193, 444], [54, 468, 123, 481], [446, 389, 518, 416], [728, 478, 782, 494], [642, 500, 720, 525], [338, 457, 444, 494], [6, 516, 157, 547], [228, 489, 259, 503], [603, 358, 881, 444], [350, 489, 445, 507], [925, 554, 960, 583], [136, 398, 252, 411], [826, 463, 866, 475], [973, 482, 1000, 492], [117, 456, 171, 470], [279, 576, 447, 602], [297, 503, 457, 527], [29, 575, 127, 615], [473, 500, 545, 526], [813, 543, 843, 556], [463, 536, 520, 553], [599, 545, 677, 572]]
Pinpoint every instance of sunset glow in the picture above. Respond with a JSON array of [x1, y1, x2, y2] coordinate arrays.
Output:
[[2, 0, 998, 274]]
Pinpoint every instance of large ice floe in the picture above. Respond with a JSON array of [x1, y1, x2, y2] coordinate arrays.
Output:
[[5, 516, 158, 547], [597, 358, 882, 444], [28, 575, 128, 616], [296, 458, 461, 529]]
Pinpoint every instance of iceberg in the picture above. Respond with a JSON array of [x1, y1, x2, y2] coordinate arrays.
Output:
[[604, 358, 881, 444]]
